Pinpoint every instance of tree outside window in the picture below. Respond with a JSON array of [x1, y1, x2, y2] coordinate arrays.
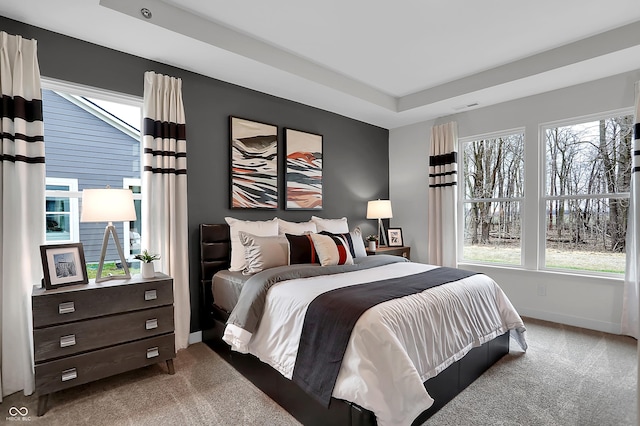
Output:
[[461, 131, 525, 265], [543, 113, 632, 274]]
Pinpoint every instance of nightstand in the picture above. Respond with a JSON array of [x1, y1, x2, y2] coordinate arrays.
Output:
[[32, 273, 176, 416], [366, 245, 411, 260]]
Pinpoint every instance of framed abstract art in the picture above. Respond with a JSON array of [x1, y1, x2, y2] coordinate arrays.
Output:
[[230, 116, 278, 209], [284, 128, 323, 210]]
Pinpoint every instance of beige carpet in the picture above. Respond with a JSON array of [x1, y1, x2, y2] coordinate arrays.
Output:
[[426, 318, 637, 426], [0, 343, 300, 425], [1, 318, 637, 425]]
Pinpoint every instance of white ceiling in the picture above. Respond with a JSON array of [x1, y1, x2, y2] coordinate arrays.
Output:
[[2, 0, 640, 128]]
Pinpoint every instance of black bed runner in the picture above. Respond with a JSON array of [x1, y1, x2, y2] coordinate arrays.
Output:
[[292, 266, 479, 407]]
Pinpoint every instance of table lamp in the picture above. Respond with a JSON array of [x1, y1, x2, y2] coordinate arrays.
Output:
[[81, 188, 136, 282], [366, 199, 393, 246]]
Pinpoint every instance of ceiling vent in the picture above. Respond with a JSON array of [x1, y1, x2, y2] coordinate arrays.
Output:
[[452, 102, 479, 111]]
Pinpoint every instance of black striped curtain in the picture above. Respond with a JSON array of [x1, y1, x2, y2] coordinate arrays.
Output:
[[0, 31, 44, 399], [622, 81, 640, 339], [428, 122, 458, 267], [142, 71, 190, 350]]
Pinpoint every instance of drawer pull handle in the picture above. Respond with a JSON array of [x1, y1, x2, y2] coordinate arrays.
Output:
[[145, 319, 158, 330], [60, 334, 76, 348], [144, 290, 157, 301], [58, 301, 75, 314], [147, 347, 159, 359], [61, 368, 77, 382]]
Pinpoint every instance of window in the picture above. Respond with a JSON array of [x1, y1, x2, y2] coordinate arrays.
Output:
[[42, 79, 142, 276], [460, 130, 525, 266], [45, 178, 79, 243], [542, 112, 632, 274], [458, 109, 633, 277]]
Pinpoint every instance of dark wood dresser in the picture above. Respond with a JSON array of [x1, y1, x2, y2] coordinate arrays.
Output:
[[32, 273, 176, 415]]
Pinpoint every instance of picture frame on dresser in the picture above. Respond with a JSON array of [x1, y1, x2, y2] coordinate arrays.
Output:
[[387, 228, 403, 247], [40, 243, 88, 290]]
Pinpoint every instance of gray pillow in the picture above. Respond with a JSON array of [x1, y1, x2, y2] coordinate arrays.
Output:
[[238, 231, 289, 275], [350, 227, 368, 258]]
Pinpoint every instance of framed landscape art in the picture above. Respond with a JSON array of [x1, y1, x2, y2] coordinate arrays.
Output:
[[230, 116, 278, 209], [285, 128, 323, 210]]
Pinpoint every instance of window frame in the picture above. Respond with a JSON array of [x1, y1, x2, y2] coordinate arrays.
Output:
[[458, 127, 527, 268], [41, 77, 143, 260], [45, 177, 80, 243], [123, 178, 142, 258], [537, 108, 633, 276]]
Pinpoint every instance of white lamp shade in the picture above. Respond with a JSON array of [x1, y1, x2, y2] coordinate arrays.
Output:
[[366, 199, 393, 219], [81, 188, 137, 222]]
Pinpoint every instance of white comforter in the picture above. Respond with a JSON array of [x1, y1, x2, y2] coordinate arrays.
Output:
[[223, 262, 527, 426]]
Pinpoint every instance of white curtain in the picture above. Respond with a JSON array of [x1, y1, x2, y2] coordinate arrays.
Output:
[[0, 32, 44, 400], [428, 122, 458, 267], [622, 81, 640, 339], [142, 71, 190, 350]]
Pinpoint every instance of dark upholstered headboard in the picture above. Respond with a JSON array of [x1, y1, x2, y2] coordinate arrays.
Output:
[[199, 224, 230, 326]]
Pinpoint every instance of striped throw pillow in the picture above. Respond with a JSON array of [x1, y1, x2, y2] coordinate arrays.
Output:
[[310, 233, 354, 266]]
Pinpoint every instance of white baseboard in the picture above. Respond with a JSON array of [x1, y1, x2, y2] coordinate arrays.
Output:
[[188, 331, 202, 345], [519, 308, 621, 335]]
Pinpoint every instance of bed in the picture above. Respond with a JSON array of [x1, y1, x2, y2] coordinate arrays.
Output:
[[200, 222, 527, 426]]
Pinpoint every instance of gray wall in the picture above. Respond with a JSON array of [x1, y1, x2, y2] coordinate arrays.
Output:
[[1, 17, 390, 332]]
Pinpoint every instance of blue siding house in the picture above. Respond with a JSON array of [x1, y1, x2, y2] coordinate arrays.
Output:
[[43, 89, 141, 264]]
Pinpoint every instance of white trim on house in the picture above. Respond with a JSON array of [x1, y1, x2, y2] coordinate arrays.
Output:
[[45, 177, 80, 243], [57, 92, 141, 140], [123, 178, 142, 258], [41, 76, 142, 139], [41, 76, 142, 106]]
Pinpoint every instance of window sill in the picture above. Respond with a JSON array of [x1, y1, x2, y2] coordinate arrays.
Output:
[[457, 261, 624, 284]]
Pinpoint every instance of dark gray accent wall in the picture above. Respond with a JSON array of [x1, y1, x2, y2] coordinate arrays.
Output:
[[1, 17, 390, 332]]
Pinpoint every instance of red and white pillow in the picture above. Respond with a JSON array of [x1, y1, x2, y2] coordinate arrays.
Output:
[[309, 233, 354, 266]]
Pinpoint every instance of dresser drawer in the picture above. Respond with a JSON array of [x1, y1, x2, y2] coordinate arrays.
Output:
[[33, 278, 173, 328], [34, 306, 174, 363], [35, 333, 175, 395]]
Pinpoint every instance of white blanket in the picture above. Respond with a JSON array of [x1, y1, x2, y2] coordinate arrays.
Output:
[[223, 262, 527, 426]]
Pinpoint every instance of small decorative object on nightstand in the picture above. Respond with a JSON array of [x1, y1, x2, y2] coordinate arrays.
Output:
[[387, 228, 403, 247], [32, 273, 176, 416], [366, 245, 411, 260], [366, 235, 378, 252], [135, 249, 160, 279]]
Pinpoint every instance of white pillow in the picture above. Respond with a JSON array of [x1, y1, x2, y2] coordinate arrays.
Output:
[[310, 216, 349, 233], [277, 218, 317, 235], [310, 233, 354, 266], [349, 227, 368, 258], [225, 217, 278, 272], [238, 232, 289, 274]]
